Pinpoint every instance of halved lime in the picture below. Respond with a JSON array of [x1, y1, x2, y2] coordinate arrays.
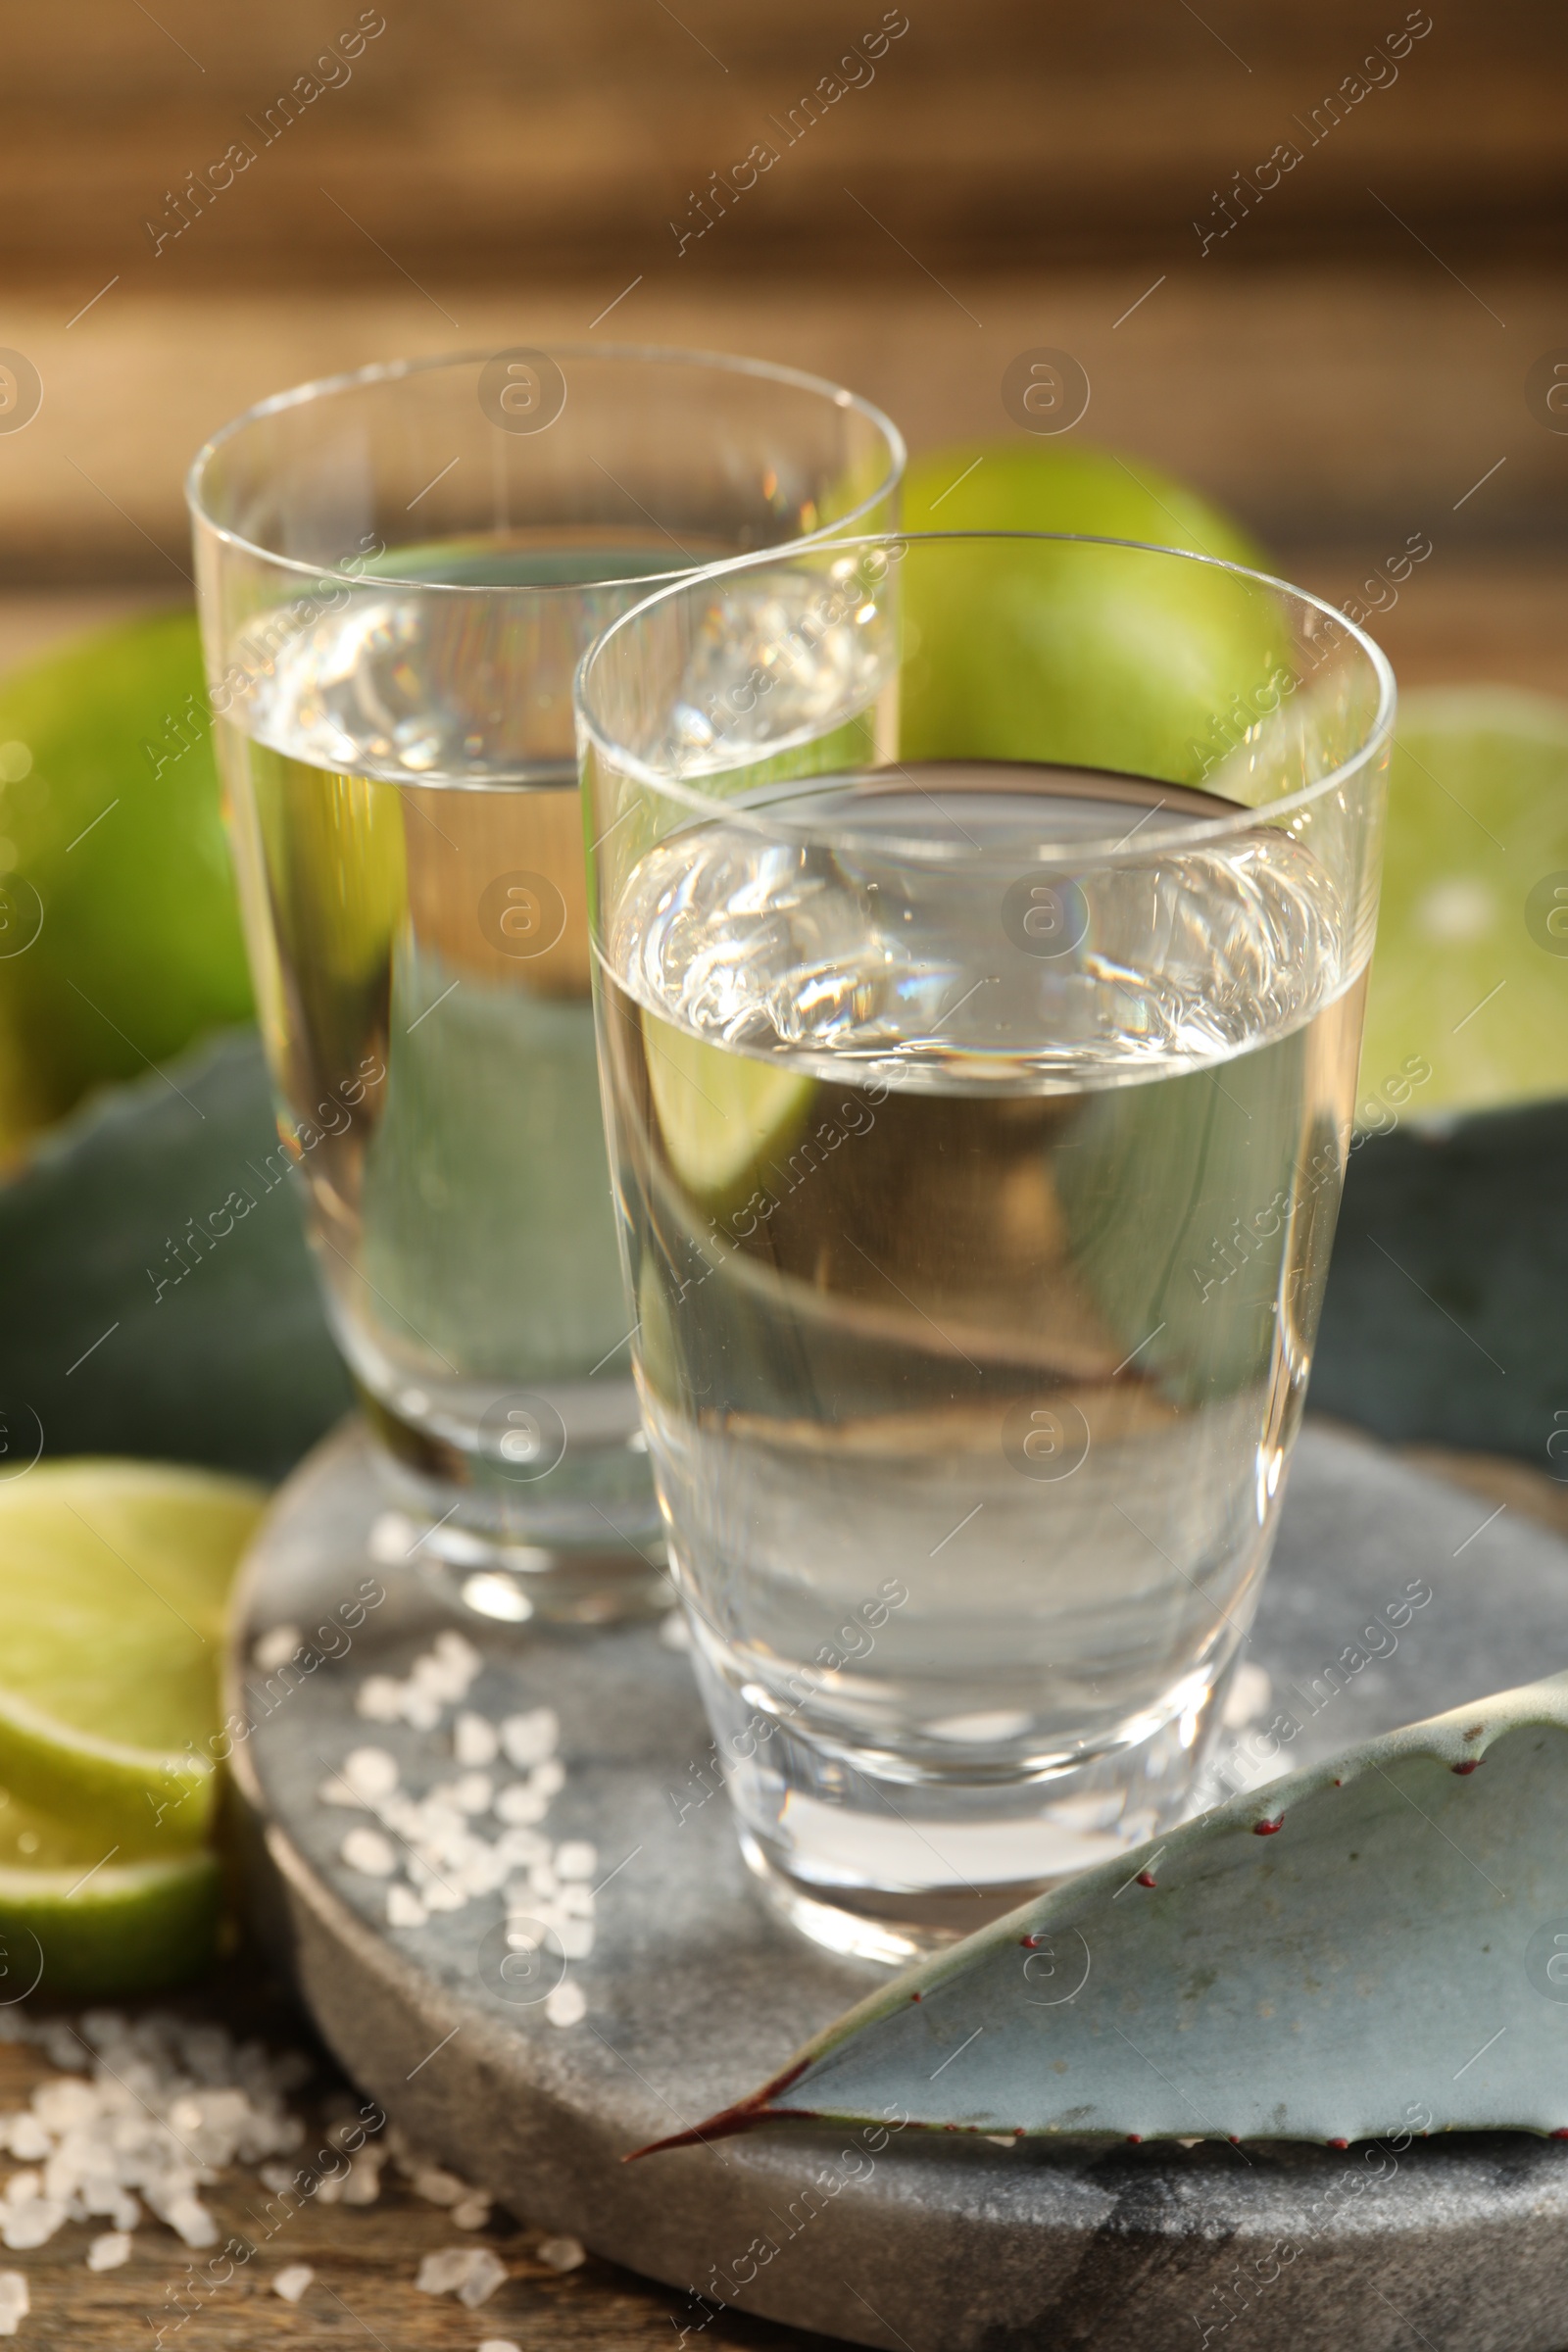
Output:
[[643, 1009, 813, 1207], [1357, 688, 1568, 1117], [0, 1460, 264, 1850], [0, 1847, 222, 1998]]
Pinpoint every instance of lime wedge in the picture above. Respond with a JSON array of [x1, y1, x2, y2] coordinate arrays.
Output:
[[643, 1009, 813, 1206], [1358, 689, 1568, 1117], [0, 1460, 264, 1850], [0, 1847, 222, 1998]]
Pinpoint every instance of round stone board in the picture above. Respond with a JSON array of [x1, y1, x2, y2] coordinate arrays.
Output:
[[226, 1416, 1568, 2352]]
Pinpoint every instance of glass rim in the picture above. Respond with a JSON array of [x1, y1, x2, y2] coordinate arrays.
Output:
[[183, 342, 906, 595], [574, 528, 1397, 865]]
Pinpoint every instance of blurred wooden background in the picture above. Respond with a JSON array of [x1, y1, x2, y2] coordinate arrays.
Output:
[[1, 0, 1565, 674]]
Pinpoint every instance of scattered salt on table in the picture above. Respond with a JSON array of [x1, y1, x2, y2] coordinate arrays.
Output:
[[536, 2233, 586, 2272], [86, 2230, 132, 2271], [272, 2262, 316, 2301], [0, 2272, 26, 2334], [416, 2244, 508, 2307]]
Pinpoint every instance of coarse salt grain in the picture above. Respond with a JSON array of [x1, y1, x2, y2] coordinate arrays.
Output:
[[535, 2233, 586, 2273], [554, 1842, 597, 1882], [272, 2263, 315, 2302], [387, 1885, 427, 1930], [499, 1709, 558, 1769], [411, 2165, 467, 2207], [252, 1624, 305, 1672], [454, 1712, 500, 1768], [493, 1784, 549, 1827], [341, 1829, 397, 1879], [341, 2150, 385, 2207], [0, 2272, 26, 2334], [86, 2230, 132, 2271], [546, 1981, 586, 2029], [479, 2341, 521, 2352], [416, 2244, 508, 2307], [355, 1676, 405, 1723], [343, 1747, 400, 1801], [453, 2193, 491, 2230], [1, 2201, 67, 2250], [530, 1758, 566, 1799]]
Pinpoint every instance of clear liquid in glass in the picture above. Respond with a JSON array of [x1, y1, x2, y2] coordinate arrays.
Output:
[[596, 761, 1365, 1953], [217, 534, 711, 1592]]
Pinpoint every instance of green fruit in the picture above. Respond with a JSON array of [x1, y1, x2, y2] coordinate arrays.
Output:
[[0, 609, 253, 1147], [0, 1848, 222, 1999], [644, 1010, 813, 1206], [899, 440, 1281, 779], [1357, 687, 1568, 1117], [0, 1459, 264, 1848]]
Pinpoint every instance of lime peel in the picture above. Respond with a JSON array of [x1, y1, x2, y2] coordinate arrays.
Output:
[[0, 1848, 222, 1998]]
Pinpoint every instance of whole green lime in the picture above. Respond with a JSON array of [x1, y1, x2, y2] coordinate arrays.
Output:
[[1356, 687, 1568, 1117], [0, 609, 253, 1148], [899, 441, 1280, 779]]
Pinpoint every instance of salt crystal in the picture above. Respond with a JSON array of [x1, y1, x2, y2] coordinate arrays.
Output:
[[3, 2173, 37, 2206], [454, 1712, 499, 1768], [554, 1841, 597, 1882], [436, 1631, 481, 1678], [528, 1864, 559, 1900], [387, 1886, 427, 1930], [341, 2151, 384, 2206], [342, 1829, 397, 1879], [0, 2272, 26, 2334], [400, 1688, 444, 1732], [557, 1883, 595, 1918], [411, 2165, 467, 2207], [416, 2248, 472, 2293], [530, 1758, 566, 1799], [499, 1709, 558, 1769], [536, 2233, 586, 2273], [356, 1676, 405, 1723], [453, 2194, 491, 2230], [252, 1624, 304, 1672], [344, 1747, 400, 1800], [493, 1784, 548, 1827], [1, 2200, 67, 2249], [166, 2193, 219, 2248], [453, 1773, 494, 1816], [457, 2247, 508, 2308], [546, 1981, 586, 2029], [3, 2120, 46, 2163], [368, 1510, 420, 1564], [557, 1920, 595, 1961], [272, 2262, 315, 2302], [86, 2230, 131, 2271]]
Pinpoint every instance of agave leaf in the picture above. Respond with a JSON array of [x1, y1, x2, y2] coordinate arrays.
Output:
[[647, 1674, 1568, 2153]]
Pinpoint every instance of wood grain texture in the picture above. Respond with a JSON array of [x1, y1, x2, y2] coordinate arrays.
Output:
[[2, 0, 1564, 287], [2, 266, 1563, 586]]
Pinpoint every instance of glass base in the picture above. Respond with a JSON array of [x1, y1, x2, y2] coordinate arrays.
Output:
[[696, 1644, 1240, 1964], [360, 1387, 671, 1626]]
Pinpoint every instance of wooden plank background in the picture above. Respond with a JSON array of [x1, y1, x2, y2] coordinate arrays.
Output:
[[0, 0, 1563, 583]]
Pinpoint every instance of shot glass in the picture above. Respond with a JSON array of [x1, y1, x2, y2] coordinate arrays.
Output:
[[187, 348, 902, 1622], [578, 529, 1392, 1956]]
